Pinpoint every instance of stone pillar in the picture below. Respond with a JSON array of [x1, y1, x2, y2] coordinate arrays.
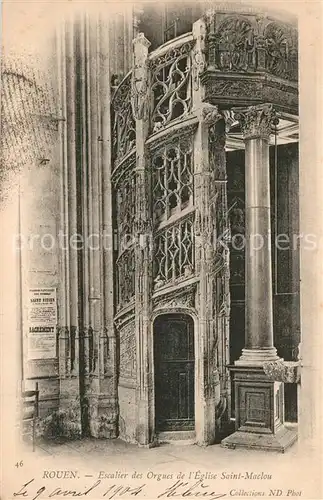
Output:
[[131, 33, 155, 447], [192, 18, 230, 445], [221, 104, 297, 452], [98, 13, 119, 439], [57, 19, 81, 430], [193, 105, 219, 446], [235, 104, 279, 366], [72, 13, 118, 438], [84, 13, 104, 436]]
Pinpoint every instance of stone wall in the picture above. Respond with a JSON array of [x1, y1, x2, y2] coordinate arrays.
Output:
[[118, 385, 137, 443], [117, 318, 137, 443], [1, 33, 62, 420]]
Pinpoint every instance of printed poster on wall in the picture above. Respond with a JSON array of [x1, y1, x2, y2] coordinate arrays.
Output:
[[27, 287, 57, 359]]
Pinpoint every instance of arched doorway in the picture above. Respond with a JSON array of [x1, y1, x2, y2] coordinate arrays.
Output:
[[153, 313, 195, 432]]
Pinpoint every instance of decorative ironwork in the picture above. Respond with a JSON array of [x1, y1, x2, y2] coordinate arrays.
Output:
[[116, 248, 135, 309], [152, 135, 193, 225], [151, 41, 194, 132], [153, 215, 194, 287], [112, 74, 136, 165]]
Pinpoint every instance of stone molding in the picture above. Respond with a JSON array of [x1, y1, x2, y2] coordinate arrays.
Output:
[[263, 359, 301, 384]]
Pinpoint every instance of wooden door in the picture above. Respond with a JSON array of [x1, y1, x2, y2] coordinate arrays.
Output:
[[154, 314, 194, 431]]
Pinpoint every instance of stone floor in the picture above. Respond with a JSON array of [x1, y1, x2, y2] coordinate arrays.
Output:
[[8, 433, 321, 500]]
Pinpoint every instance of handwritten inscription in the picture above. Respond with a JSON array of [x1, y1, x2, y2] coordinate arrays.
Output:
[[157, 480, 226, 499], [13, 479, 144, 500], [12, 478, 227, 500], [12, 470, 299, 500]]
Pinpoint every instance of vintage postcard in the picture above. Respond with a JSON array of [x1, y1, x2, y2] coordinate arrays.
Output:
[[0, 0, 322, 499]]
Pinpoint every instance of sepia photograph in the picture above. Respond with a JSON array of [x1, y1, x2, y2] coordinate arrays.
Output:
[[0, 0, 322, 498]]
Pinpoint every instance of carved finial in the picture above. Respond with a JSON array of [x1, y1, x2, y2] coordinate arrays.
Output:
[[201, 104, 222, 125], [131, 34, 151, 121], [233, 103, 279, 140], [192, 18, 206, 91], [132, 32, 151, 49]]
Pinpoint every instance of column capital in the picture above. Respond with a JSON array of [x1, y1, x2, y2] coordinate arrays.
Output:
[[233, 103, 279, 141]]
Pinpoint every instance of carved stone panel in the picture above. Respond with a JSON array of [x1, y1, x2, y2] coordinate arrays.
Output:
[[202, 74, 298, 114], [119, 321, 136, 381], [153, 284, 196, 311], [205, 12, 298, 83]]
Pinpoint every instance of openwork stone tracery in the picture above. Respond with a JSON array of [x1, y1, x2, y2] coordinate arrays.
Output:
[[152, 135, 194, 225], [111, 74, 136, 165], [113, 161, 137, 310], [154, 214, 195, 287], [150, 39, 194, 132]]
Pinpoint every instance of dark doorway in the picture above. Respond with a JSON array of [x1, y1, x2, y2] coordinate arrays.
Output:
[[154, 314, 194, 431], [227, 150, 246, 419]]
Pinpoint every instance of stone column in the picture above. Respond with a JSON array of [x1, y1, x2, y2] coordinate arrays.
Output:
[[98, 13, 119, 439], [192, 18, 230, 445], [234, 104, 279, 366], [193, 17, 216, 446], [84, 13, 105, 436], [57, 19, 81, 430], [221, 104, 297, 452], [193, 104, 220, 446], [131, 33, 155, 447]]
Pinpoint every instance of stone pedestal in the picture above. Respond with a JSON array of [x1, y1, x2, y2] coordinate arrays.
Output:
[[222, 366, 297, 452]]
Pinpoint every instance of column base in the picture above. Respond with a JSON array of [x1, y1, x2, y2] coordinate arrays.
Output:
[[195, 396, 217, 446], [235, 348, 280, 366], [136, 398, 154, 447], [221, 425, 297, 453], [222, 365, 298, 453]]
